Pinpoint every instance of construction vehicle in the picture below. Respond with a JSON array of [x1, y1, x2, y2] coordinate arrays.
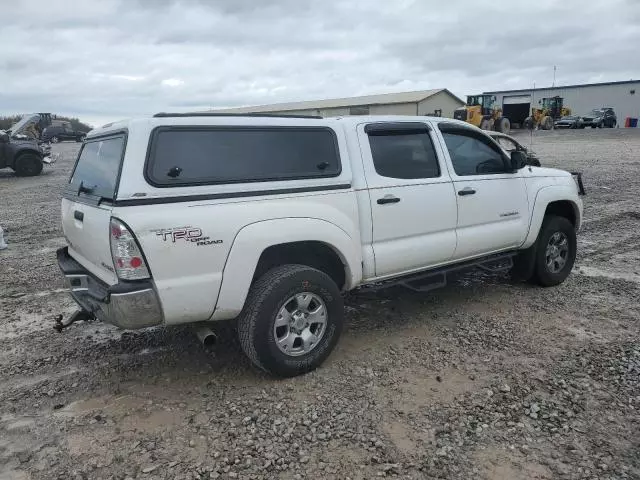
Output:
[[523, 96, 571, 130], [453, 94, 511, 134]]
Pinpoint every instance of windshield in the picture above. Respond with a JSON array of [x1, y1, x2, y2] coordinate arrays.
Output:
[[69, 135, 125, 200], [590, 109, 604, 116]]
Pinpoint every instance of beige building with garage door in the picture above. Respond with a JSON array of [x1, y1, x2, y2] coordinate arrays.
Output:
[[214, 89, 464, 118]]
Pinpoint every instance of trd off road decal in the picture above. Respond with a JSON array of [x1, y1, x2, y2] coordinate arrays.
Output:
[[153, 226, 222, 247]]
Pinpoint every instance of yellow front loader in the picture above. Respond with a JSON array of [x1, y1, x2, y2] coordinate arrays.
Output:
[[453, 95, 511, 134]]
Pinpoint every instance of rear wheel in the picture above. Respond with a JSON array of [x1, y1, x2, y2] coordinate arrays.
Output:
[[14, 153, 43, 177], [523, 117, 534, 130], [237, 264, 344, 377], [532, 215, 576, 287]]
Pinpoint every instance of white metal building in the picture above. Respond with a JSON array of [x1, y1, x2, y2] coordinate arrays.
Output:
[[484, 80, 640, 127], [214, 89, 465, 118]]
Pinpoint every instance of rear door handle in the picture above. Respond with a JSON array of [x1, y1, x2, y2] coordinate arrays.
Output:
[[73, 210, 84, 222], [458, 187, 476, 196], [377, 195, 401, 205]]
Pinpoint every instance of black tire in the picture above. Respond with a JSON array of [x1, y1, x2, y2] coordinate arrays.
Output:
[[532, 215, 576, 287], [14, 153, 43, 177], [591, 124, 596, 129], [495, 117, 510, 134], [237, 264, 344, 377]]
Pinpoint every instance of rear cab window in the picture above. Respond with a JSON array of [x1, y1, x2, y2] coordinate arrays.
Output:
[[366, 123, 440, 179], [145, 127, 341, 187], [68, 134, 126, 201]]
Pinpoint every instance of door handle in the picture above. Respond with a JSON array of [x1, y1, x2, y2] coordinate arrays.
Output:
[[73, 210, 84, 222], [377, 195, 401, 205], [458, 187, 476, 196]]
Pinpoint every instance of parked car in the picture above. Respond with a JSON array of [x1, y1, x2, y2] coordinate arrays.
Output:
[[581, 108, 617, 128], [554, 115, 585, 129], [42, 125, 86, 143], [57, 113, 584, 377], [0, 130, 47, 176], [486, 131, 542, 166]]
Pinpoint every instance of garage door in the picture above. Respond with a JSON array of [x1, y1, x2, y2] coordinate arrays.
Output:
[[502, 95, 531, 127], [503, 95, 531, 105]]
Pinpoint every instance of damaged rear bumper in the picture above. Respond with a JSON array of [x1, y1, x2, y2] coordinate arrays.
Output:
[[56, 247, 163, 329]]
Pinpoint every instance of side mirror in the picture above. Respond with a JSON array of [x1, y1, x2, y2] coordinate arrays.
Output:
[[510, 150, 527, 171], [0, 132, 9, 143]]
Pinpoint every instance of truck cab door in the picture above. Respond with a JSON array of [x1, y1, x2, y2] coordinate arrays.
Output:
[[436, 124, 529, 260], [0, 133, 7, 167], [357, 122, 458, 279]]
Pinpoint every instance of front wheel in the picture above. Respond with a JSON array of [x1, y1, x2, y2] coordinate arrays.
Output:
[[532, 215, 577, 287], [14, 153, 43, 177], [495, 117, 510, 134], [237, 264, 344, 377]]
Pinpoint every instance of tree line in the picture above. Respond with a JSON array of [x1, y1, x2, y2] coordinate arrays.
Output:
[[0, 114, 92, 132]]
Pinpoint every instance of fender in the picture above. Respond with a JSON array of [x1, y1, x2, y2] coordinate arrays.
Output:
[[211, 218, 362, 321], [12, 148, 43, 168], [522, 185, 582, 249]]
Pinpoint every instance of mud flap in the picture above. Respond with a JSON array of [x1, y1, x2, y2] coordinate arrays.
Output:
[[511, 244, 536, 282]]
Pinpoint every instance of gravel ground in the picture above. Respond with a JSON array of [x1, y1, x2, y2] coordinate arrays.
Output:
[[0, 129, 639, 480]]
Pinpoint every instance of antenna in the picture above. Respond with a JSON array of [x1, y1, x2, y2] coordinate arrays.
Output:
[[530, 82, 535, 149]]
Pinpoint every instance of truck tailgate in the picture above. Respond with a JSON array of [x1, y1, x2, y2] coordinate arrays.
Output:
[[62, 198, 117, 285]]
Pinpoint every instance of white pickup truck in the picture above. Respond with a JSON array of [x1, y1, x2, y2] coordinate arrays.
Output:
[[57, 113, 584, 376]]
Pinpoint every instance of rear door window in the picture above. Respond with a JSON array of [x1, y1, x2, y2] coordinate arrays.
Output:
[[146, 127, 341, 186], [69, 135, 125, 200], [367, 129, 440, 179]]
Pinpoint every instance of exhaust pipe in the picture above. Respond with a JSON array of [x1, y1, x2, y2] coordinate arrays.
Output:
[[196, 325, 217, 348]]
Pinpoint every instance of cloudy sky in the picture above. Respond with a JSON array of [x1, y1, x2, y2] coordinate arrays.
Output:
[[2, 0, 639, 126]]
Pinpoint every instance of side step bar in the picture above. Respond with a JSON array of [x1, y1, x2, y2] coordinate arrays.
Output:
[[362, 252, 515, 293]]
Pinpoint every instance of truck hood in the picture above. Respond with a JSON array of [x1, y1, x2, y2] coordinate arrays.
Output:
[[9, 114, 40, 137], [528, 166, 571, 178]]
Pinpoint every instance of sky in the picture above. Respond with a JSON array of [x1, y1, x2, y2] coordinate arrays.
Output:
[[2, 0, 639, 127]]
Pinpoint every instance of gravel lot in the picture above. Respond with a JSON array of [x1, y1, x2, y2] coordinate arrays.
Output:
[[1, 129, 639, 480]]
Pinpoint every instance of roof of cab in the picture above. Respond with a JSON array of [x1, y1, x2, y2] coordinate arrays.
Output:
[[85, 113, 470, 139]]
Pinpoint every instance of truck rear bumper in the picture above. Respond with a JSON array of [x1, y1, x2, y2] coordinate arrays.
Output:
[[56, 247, 163, 329]]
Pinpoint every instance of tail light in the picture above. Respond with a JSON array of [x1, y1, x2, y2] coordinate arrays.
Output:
[[109, 218, 150, 280]]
